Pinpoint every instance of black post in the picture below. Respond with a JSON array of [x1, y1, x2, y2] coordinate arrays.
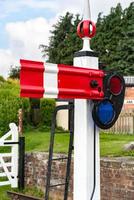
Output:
[[64, 102, 74, 200], [18, 136, 25, 190]]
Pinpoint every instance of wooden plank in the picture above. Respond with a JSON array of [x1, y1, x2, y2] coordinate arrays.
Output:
[[0, 153, 12, 157], [7, 191, 43, 200], [0, 172, 12, 177], [0, 181, 10, 186], [0, 163, 12, 168], [104, 110, 134, 134]]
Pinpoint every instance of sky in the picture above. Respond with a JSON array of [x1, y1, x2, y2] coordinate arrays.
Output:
[[0, 0, 133, 78]]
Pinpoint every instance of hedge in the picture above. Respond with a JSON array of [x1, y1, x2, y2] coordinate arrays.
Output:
[[40, 98, 55, 127], [0, 79, 55, 133], [0, 92, 29, 133]]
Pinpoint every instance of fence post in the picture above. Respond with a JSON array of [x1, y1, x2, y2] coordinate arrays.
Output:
[[18, 136, 25, 190], [133, 112, 134, 134], [18, 109, 23, 136]]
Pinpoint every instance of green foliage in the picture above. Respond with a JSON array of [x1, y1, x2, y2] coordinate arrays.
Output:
[[0, 79, 56, 132], [40, 3, 133, 75], [8, 65, 20, 79], [40, 98, 55, 127], [28, 98, 41, 126], [0, 80, 29, 133], [113, 2, 134, 75], [26, 98, 55, 127], [0, 76, 5, 84], [91, 2, 134, 75], [0, 96, 21, 132], [41, 12, 82, 65]]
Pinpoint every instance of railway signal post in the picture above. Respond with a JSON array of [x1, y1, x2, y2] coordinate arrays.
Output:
[[74, 0, 100, 199]]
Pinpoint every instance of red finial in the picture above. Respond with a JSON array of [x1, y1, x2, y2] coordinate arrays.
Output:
[[77, 0, 96, 50], [77, 20, 96, 39]]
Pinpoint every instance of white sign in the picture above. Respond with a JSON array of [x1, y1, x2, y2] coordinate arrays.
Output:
[[124, 100, 134, 104]]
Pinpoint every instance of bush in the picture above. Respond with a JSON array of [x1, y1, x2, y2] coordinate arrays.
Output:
[[0, 76, 5, 85], [0, 96, 19, 132], [0, 95, 30, 133], [0, 79, 55, 133], [40, 98, 55, 127], [0, 80, 30, 133]]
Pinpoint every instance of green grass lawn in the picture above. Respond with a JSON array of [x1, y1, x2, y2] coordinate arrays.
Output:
[[1, 126, 134, 156], [100, 133, 134, 157], [24, 127, 134, 157], [0, 185, 10, 200], [25, 128, 70, 153]]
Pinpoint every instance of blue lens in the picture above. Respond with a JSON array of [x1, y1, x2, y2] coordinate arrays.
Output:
[[97, 100, 115, 125]]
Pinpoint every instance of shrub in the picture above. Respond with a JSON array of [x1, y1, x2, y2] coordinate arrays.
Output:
[[0, 79, 56, 133], [0, 80, 30, 133], [40, 98, 55, 127], [0, 95, 30, 133], [0, 76, 5, 85]]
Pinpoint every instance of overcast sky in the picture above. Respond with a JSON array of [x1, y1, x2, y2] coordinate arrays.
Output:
[[0, 0, 133, 78]]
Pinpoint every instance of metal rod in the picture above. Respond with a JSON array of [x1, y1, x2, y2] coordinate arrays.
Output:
[[4, 142, 19, 145], [52, 157, 68, 161], [64, 102, 74, 200], [45, 105, 71, 200], [18, 137, 25, 190], [50, 183, 65, 188], [83, 0, 91, 20]]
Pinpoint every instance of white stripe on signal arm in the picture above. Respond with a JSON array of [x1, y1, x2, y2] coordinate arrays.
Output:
[[43, 63, 59, 98]]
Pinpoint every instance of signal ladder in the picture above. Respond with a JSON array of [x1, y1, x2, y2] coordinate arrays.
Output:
[[45, 101, 74, 200]]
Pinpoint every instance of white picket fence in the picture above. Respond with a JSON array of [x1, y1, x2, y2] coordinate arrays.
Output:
[[0, 123, 19, 188], [105, 110, 134, 134]]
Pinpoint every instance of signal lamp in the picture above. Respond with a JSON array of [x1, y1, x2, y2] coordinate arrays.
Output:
[[92, 73, 125, 129], [108, 75, 123, 95], [92, 99, 115, 129]]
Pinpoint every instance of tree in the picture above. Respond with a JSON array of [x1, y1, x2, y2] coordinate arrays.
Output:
[[8, 66, 20, 79], [91, 3, 123, 71], [112, 2, 134, 75], [40, 3, 133, 75], [40, 12, 82, 65], [91, 3, 134, 75]]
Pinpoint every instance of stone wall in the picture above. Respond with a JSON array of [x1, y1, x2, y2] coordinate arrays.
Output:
[[101, 157, 134, 200], [25, 153, 134, 200], [25, 153, 73, 200]]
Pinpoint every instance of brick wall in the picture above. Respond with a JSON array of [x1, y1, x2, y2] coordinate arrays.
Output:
[[101, 157, 134, 200], [25, 153, 73, 200], [125, 88, 134, 98], [124, 87, 134, 109], [25, 153, 134, 200]]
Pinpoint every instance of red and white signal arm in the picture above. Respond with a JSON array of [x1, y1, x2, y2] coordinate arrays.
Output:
[[20, 59, 105, 100]]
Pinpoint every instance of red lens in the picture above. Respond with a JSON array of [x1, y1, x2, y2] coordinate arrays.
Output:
[[109, 76, 123, 95]]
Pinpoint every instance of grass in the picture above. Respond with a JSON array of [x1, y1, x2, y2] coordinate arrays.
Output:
[[11, 187, 44, 198], [0, 186, 44, 200], [100, 133, 134, 157], [1, 127, 134, 156], [0, 185, 10, 200], [25, 127, 70, 153], [24, 127, 134, 157]]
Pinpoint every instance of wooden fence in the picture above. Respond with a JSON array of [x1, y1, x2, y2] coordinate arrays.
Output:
[[105, 110, 134, 134]]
